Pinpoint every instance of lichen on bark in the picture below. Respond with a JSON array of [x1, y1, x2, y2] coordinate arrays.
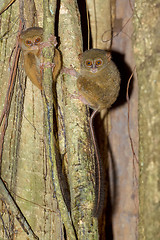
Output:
[[133, 1, 160, 239]]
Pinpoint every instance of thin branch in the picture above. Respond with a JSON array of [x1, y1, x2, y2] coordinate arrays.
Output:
[[126, 66, 139, 164], [0, 177, 39, 240], [0, 0, 16, 15]]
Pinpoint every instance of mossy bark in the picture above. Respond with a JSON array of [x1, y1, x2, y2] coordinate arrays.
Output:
[[58, 0, 98, 239], [0, 1, 63, 239], [133, 1, 160, 239]]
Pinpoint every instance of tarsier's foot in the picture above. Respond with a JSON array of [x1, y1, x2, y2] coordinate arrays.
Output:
[[70, 91, 89, 106]]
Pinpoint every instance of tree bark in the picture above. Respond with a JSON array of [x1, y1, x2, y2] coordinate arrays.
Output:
[[133, 1, 160, 239], [0, 1, 63, 239], [58, 0, 98, 239]]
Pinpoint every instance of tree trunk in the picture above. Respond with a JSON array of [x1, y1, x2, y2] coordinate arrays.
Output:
[[58, 0, 98, 238], [133, 1, 160, 239]]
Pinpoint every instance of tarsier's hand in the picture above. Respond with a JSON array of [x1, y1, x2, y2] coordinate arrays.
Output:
[[61, 65, 78, 77], [39, 35, 57, 51]]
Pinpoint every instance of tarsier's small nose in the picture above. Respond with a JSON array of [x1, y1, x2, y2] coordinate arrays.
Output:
[[90, 63, 97, 73], [91, 67, 98, 73]]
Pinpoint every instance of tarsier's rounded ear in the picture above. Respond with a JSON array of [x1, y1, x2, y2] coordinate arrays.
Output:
[[106, 51, 111, 61]]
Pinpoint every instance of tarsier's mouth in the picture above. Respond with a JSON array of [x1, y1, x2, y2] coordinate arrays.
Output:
[[30, 45, 39, 50], [90, 68, 98, 73]]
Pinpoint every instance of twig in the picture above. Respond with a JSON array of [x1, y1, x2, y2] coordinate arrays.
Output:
[[0, 177, 39, 240], [126, 65, 138, 164]]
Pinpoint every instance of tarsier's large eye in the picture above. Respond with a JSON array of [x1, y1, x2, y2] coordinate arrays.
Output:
[[34, 37, 41, 44], [85, 59, 93, 67], [25, 40, 32, 45], [95, 59, 103, 67]]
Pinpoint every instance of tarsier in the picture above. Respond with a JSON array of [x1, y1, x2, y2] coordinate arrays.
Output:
[[77, 49, 120, 109], [71, 49, 121, 215], [19, 27, 61, 90]]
